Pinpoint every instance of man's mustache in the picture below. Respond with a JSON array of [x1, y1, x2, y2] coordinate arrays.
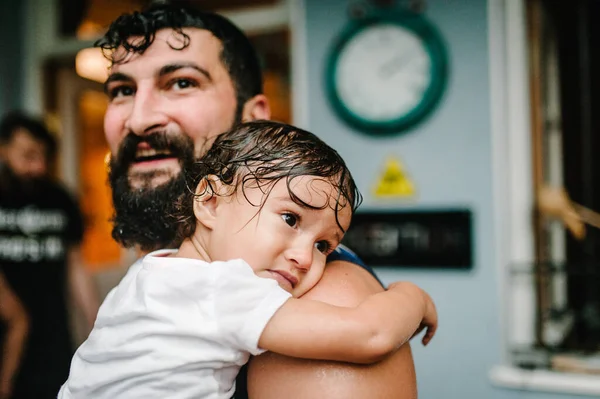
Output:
[[112, 132, 195, 167]]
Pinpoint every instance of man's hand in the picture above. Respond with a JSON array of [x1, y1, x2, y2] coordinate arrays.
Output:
[[388, 282, 438, 346]]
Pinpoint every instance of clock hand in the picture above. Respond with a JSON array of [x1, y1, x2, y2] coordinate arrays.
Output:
[[378, 49, 417, 79]]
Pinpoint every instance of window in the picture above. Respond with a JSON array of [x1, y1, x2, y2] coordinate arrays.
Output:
[[497, 0, 600, 388], [490, 0, 600, 396]]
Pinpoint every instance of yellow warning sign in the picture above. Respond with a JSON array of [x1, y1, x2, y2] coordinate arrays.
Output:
[[373, 157, 415, 198]]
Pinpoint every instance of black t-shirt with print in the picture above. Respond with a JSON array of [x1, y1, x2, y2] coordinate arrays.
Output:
[[0, 178, 84, 392]]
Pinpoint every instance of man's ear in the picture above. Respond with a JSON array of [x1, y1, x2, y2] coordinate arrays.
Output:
[[193, 175, 223, 230], [241, 94, 271, 122]]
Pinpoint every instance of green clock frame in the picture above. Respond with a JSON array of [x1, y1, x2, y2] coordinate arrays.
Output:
[[325, 10, 449, 136]]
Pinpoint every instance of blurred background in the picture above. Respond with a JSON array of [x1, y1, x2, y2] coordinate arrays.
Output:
[[1, 0, 600, 397]]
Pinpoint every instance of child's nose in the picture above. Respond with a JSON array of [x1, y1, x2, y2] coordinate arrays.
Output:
[[285, 245, 313, 272]]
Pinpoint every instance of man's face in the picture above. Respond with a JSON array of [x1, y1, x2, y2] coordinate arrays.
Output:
[[104, 28, 239, 190], [1, 128, 48, 181], [103, 28, 269, 250]]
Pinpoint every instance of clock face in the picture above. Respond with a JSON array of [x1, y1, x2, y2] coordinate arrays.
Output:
[[327, 14, 448, 135], [336, 24, 431, 122]]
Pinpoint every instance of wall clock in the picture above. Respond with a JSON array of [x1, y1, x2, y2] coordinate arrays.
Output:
[[325, 7, 449, 136]]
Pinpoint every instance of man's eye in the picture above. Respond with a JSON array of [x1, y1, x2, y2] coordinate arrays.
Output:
[[109, 86, 134, 99], [171, 79, 196, 90], [281, 213, 298, 227], [315, 241, 331, 254]]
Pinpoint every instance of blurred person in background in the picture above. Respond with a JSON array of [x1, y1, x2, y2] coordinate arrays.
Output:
[[0, 112, 99, 399], [97, 2, 422, 398], [0, 272, 28, 399]]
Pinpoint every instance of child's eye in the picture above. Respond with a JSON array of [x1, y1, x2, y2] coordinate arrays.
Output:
[[281, 213, 298, 227], [315, 241, 331, 254]]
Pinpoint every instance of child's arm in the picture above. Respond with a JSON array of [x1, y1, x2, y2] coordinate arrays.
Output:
[[258, 281, 437, 364]]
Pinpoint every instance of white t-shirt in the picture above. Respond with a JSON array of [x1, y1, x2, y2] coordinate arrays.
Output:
[[58, 249, 292, 399]]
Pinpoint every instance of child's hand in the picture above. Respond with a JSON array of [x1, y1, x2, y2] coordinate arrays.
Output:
[[413, 291, 437, 346], [386, 282, 438, 346]]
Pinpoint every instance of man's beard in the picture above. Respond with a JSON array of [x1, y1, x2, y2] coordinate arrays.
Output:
[[108, 131, 196, 252], [0, 164, 47, 197]]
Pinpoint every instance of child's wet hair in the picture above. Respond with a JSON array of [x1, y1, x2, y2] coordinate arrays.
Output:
[[174, 120, 362, 243]]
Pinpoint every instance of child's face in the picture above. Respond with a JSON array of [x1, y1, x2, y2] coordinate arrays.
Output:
[[202, 176, 352, 297]]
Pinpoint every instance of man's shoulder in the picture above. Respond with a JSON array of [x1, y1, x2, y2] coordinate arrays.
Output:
[[327, 244, 364, 266], [55, 180, 79, 199], [42, 179, 80, 208], [326, 244, 383, 288], [304, 259, 384, 307]]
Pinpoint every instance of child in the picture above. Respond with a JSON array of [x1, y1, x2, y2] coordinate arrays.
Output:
[[58, 121, 437, 399]]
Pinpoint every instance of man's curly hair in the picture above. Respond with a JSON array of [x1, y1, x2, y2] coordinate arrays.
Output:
[[174, 121, 362, 244]]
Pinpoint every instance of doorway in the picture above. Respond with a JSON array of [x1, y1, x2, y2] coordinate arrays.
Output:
[[528, 0, 600, 357]]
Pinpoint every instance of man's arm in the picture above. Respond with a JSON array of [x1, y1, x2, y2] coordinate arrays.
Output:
[[0, 272, 29, 399], [258, 281, 435, 363], [248, 261, 419, 399], [68, 248, 100, 330]]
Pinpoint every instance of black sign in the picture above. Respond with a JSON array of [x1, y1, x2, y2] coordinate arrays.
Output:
[[342, 209, 473, 269]]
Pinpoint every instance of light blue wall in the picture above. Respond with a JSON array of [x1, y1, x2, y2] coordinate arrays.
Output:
[[0, 0, 25, 115], [304, 0, 585, 398]]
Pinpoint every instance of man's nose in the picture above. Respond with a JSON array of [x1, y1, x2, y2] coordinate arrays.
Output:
[[28, 157, 47, 177], [125, 87, 169, 136]]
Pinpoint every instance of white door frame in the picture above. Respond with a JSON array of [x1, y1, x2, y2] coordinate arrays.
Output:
[[489, 0, 536, 358]]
